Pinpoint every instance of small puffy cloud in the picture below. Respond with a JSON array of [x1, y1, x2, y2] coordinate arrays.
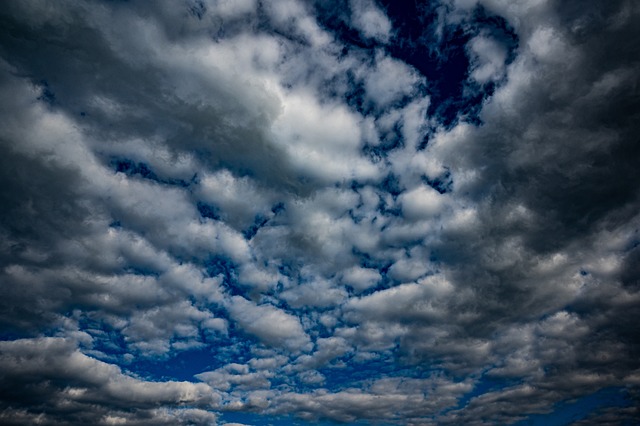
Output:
[[387, 256, 431, 282], [527, 26, 572, 63], [362, 53, 423, 111], [226, 296, 312, 352], [280, 276, 348, 309], [238, 263, 282, 293], [293, 337, 353, 370], [349, 0, 393, 43], [196, 363, 273, 392], [468, 35, 508, 83], [0, 337, 219, 424], [341, 266, 381, 292], [297, 369, 326, 385], [345, 275, 454, 323], [399, 184, 446, 220]]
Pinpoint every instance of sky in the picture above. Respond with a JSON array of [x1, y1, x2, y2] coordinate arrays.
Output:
[[0, 0, 639, 425]]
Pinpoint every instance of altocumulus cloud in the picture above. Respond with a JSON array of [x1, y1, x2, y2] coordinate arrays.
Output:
[[1, 0, 639, 425]]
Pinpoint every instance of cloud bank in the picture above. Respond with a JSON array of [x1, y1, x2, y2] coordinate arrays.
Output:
[[1, 0, 639, 424]]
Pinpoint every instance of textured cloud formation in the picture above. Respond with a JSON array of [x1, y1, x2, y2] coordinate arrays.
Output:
[[1, 0, 639, 424]]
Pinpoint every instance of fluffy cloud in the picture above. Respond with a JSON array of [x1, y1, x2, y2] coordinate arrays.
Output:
[[467, 35, 508, 83], [0, 0, 639, 424], [349, 0, 393, 43], [226, 296, 311, 352], [0, 337, 219, 425]]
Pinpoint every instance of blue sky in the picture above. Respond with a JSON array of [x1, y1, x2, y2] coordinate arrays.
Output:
[[0, 0, 639, 425]]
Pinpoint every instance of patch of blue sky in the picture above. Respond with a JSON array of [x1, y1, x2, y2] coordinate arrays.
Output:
[[0, 331, 33, 341], [375, 1, 518, 128], [36, 79, 56, 105], [471, 6, 519, 63], [343, 71, 369, 116], [514, 387, 634, 426], [187, 0, 206, 20], [318, 356, 435, 390], [205, 255, 243, 295], [110, 157, 194, 188], [350, 248, 394, 282], [420, 169, 453, 194], [78, 316, 128, 354], [313, 16, 390, 128], [125, 346, 225, 382], [453, 374, 521, 411], [76, 311, 254, 383], [313, 0, 381, 48], [243, 213, 271, 240], [197, 201, 222, 221], [123, 328, 257, 382], [378, 173, 404, 200], [122, 264, 162, 277], [362, 128, 405, 164]]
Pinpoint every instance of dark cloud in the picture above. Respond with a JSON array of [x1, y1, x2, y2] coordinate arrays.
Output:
[[0, 337, 219, 425]]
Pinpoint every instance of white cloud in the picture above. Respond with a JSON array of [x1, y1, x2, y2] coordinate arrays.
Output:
[[341, 266, 381, 292], [345, 275, 453, 323], [0, 337, 219, 424], [280, 278, 348, 308], [270, 89, 380, 183], [399, 184, 446, 220], [122, 301, 210, 356], [349, 0, 393, 43], [226, 296, 312, 352], [362, 53, 423, 110], [208, 0, 257, 18], [196, 363, 273, 391], [197, 169, 277, 229], [468, 35, 508, 83], [266, 375, 472, 423], [527, 26, 573, 63]]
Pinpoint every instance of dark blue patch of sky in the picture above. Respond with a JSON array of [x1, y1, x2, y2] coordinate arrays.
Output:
[[110, 158, 195, 187], [312, 0, 518, 129], [126, 346, 223, 382]]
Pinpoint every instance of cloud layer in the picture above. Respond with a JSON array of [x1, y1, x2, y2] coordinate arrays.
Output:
[[1, 0, 639, 424]]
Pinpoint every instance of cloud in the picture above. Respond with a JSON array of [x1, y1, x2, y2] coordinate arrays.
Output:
[[399, 184, 446, 220], [349, 0, 393, 43], [269, 88, 380, 183], [0, 337, 219, 425], [266, 375, 473, 424], [361, 52, 424, 111], [226, 296, 312, 352], [196, 363, 273, 392], [467, 35, 508, 83], [341, 266, 381, 292], [0, 0, 639, 424]]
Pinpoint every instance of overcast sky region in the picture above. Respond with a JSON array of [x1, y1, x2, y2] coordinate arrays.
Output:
[[1, 0, 639, 425]]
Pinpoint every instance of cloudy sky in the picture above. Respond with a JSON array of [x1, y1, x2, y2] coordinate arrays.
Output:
[[1, 0, 639, 425]]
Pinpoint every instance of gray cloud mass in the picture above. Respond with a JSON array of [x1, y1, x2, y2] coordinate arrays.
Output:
[[1, 0, 639, 424]]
